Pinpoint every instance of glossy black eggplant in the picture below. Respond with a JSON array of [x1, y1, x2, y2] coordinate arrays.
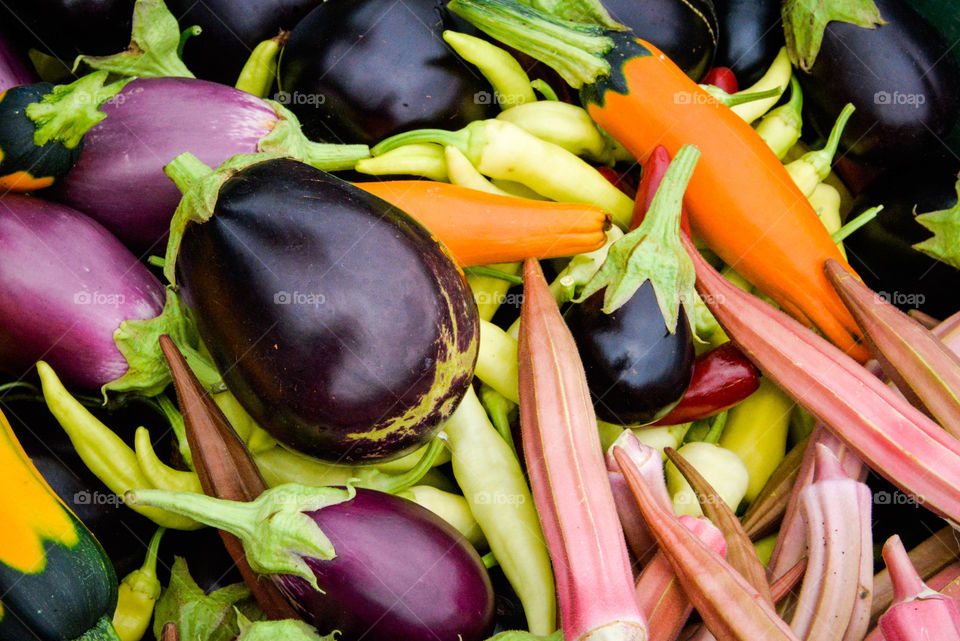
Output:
[[0, 0, 133, 60], [599, 0, 717, 80], [712, 0, 783, 86], [564, 281, 695, 426], [798, 0, 960, 168], [278, 0, 495, 145], [844, 162, 960, 320], [172, 157, 479, 462], [168, 0, 320, 85]]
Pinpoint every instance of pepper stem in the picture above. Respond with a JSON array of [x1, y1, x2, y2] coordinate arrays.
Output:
[[832, 205, 881, 243], [371, 124, 477, 160], [126, 483, 355, 590], [378, 437, 448, 493], [802, 103, 856, 181], [258, 101, 370, 171], [575, 145, 701, 333], [447, 0, 614, 88], [701, 85, 783, 109], [25, 72, 130, 148]]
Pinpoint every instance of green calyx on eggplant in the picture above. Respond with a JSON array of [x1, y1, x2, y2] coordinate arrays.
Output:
[[277, 0, 496, 146], [795, 0, 960, 168], [844, 161, 960, 320], [164, 152, 479, 463]]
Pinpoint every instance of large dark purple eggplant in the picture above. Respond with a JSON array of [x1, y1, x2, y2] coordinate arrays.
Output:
[[52, 77, 367, 251], [168, 0, 320, 85], [712, 0, 783, 86], [799, 0, 960, 168], [170, 156, 478, 462], [564, 281, 695, 425], [0, 0, 133, 60], [278, 0, 495, 146], [601, 0, 717, 80], [0, 195, 179, 395], [844, 161, 960, 320], [0, 26, 34, 92], [131, 485, 494, 641]]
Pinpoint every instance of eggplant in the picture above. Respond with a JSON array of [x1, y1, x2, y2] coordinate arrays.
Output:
[[168, 0, 320, 85], [0, 26, 34, 92], [0, 194, 190, 396], [799, 0, 960, 168], [564, 282, 695, 425], [52, 77, 367, 251], [0, 0, 133, 60], [278, 0, 495, 146], [601, 0, 717, 80], [844, 162, 960, 320], [712, 0, 783, 86], [170, 156, 478, 462], [132, 485, 494, 641]]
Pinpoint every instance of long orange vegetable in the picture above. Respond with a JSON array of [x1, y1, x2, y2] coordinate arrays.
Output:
[[356, 180, 610, 267], [446, 0, 868, 362]]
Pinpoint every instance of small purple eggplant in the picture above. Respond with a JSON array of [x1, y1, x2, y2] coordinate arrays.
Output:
[[127, 484, 495, 641], [0, 194, 205, 396], [51, 77, 369, 251]]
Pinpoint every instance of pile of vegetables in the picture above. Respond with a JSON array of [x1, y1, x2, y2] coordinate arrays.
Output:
[[2, 0, 960, 640]]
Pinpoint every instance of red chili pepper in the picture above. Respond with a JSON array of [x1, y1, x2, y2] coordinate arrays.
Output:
[[595, 165, 637, 199], [701, 67, 739, 94], [630, 145, 691, 236], [654, 343, 761, 425]]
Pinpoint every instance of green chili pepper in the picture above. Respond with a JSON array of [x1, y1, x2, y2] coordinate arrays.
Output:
[[755, 76, 803, 159], [443, 30, 536, 108], [355, 143, 448, 181], [371, 119, 635, 228], [134, 427, 202, 494], [476, 319, 520, 403], [496, 100, 615, 163], [479, 383, 517, 454], [37, 362, 201, 530], [785, 103, 856, 197], [443, 387, 556, 635], [235, 34, 284, 98], [112, 527, 165, 641], [718, 378, 793, 503], [445, 145, 512, 195]]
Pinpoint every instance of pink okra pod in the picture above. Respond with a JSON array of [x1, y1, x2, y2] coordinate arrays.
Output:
[[635, 515, 726, 641], [518, 257, 647, 641], [788, 445, 873, 641], [613, 447, 802, 641], [683, 234, 960, 525], [871, 535, 960, 641]]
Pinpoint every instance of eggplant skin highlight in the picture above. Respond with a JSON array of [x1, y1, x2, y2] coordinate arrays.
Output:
[[177, 158, 479, 463]]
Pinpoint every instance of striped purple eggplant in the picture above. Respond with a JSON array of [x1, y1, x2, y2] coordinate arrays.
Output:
[[165, 154, 478, 462], [51, 77, 368, 251], [0, 194, 197, 396]]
